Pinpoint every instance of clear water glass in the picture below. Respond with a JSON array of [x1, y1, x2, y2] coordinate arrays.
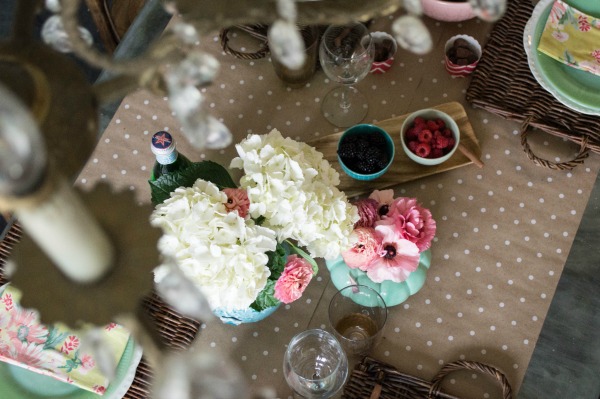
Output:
[[283, 329, 348, 398], [328, 285, 388, 357]]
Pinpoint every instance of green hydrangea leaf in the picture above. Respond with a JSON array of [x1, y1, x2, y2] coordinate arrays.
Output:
[[254, 215, 266, 226], [267, 243, 287, 280], [250, 280, 280, 312], [149, 161, 237, 205]]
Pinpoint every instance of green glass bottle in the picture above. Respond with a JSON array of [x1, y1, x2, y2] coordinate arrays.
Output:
[[150, 131, 193, 181]]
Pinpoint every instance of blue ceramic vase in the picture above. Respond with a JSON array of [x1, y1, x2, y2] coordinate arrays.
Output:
[[213, 304, 281, 325], [326, 249, 432, 307]]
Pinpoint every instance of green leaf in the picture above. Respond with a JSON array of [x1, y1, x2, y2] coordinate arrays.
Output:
[[267, 243, 287, 280], [283, 240, 319, 274], [564, 50, 577, 65], [43, 326, 69, 350], [250, 280, 280, 312], [149, 161, 237, 205], [253, 215, 266, 226]]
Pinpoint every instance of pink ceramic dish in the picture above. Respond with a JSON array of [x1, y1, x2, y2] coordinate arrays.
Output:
[[421, 0, 476, 22]]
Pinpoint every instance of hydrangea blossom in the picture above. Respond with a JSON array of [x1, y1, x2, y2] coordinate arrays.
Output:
[[150, 179, 277, 310], [230, 129, 358, 259]]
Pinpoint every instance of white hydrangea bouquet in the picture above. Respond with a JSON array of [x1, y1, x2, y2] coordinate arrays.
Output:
[[149, 129, 358, 324]]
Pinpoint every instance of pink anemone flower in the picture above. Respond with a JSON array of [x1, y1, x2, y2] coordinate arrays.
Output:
[[366, 223, 420, 283], [368, 189, 395, 217]]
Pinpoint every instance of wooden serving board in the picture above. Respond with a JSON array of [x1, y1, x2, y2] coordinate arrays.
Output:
[[309, 101, 482, 198]]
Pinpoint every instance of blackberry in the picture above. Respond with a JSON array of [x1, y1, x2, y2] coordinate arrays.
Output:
[[365, 146, 389, 170], [370, 131, 387, 147], [339, 130, 391, 175], [338, 134, 362, 161], [356, 159, 378, 174]]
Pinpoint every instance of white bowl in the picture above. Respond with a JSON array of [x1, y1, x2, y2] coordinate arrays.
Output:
[[400, 109, 460, 166]]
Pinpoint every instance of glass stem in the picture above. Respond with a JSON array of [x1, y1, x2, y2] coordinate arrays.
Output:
[[339, 84, 352, 110]]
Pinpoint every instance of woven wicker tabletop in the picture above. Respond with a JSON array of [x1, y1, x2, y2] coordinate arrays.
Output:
[[466, 0, 600, 164]]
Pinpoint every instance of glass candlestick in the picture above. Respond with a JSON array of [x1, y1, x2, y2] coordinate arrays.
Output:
[[14, 174, 115, 283], [0, 84, 114, 284]]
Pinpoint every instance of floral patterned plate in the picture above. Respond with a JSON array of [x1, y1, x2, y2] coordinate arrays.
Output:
[[526, 0, 600, 113], [0, 337, 142, 399]]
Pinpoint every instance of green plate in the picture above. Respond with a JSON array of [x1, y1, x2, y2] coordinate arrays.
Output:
[[0, 337, 142, 399], [533, 0, 600, 110]]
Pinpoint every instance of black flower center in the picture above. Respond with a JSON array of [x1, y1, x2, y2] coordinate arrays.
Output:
[[379, 205, 389, 216], [384, 245, 396, 259]]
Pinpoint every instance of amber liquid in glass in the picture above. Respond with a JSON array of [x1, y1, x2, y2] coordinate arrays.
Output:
[[335, 313, 378, 340]]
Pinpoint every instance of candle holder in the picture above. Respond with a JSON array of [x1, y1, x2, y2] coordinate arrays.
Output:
[[8, 183, 158, 328]]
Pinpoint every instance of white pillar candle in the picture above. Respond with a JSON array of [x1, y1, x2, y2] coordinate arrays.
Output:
[[15, 177, 114, 283]]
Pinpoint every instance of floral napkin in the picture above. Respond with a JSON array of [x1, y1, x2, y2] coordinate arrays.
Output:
[[537, 0, 600, 76], [0, 284, 131, 395]]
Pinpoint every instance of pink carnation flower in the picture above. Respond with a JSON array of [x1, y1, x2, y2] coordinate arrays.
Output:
[[368, 189, 395, 217], [274, 255, 314, 304], [341, 227, 382, 270], [384, 197, 436, 252], [80, 354, 96, 371], [354, 198, 379, 228], [367, 222, 420, 283], [223, 188, 250, 218], [94, 386, 107, 394]]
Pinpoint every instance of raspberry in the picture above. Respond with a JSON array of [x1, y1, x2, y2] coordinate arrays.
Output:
[[414, 142, 431, 158], [408, 140, 419, 152], [414, 117, 426, 127], [443, 128, 453, 138], [435, 135, 450, 150], [426, 120, 439, 131], [418, 129, 433, 143], [447, 137, 456, 148], [406, 127, 419, 140], [436, 119, 446, 129], [431, 148, 444, 158]]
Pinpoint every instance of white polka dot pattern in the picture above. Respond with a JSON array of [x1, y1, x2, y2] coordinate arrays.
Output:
[[76, 13, 600, 399]]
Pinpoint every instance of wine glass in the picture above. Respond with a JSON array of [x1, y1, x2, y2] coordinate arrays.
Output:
[[283, 329, 348, 399], [319, 22, 375, 127]]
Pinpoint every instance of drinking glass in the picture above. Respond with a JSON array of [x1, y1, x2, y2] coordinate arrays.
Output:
[[271, 25, 320, 88], [283, 329, 348, 399], [328, 285, 388, 356], [319, 22, 375, 127]]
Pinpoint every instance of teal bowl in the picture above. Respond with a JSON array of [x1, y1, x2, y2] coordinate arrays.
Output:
[[337, 124, 395, 181]]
